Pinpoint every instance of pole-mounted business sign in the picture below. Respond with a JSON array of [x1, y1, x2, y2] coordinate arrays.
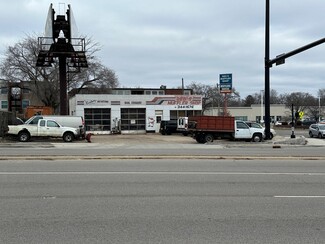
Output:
[[219, 73, 232, 93]]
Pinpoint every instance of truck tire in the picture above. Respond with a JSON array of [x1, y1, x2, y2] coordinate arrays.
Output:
[[195, 134, 205, 144], [252, 133, 262, 142], [18, 131, 30, 142], [63, 132, 74, 142], [204, 134, 214, 143]]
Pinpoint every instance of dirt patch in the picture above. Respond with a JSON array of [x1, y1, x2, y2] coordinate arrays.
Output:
[[90, 133, 194, 144]]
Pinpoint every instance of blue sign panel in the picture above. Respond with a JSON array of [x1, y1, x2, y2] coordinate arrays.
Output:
[[219, 73, 232, 93]]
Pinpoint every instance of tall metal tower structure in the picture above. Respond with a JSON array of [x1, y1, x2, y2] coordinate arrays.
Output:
[[36, 4, 88, 115]]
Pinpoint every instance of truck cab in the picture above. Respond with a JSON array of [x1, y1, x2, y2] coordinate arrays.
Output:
[[235, 120, 264, 142]]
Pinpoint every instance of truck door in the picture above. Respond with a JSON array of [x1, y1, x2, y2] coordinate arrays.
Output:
[[177, 117, 188, 130], [235, 121, 251, 139], [38, 119, 47, 136], [46, 120, 62, 137]]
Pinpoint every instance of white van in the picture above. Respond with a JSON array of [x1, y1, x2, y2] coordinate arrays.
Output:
[[25, 115, 85, 139]]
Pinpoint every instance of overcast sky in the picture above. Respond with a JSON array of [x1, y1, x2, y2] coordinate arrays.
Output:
[[1, 0, 325, 98]]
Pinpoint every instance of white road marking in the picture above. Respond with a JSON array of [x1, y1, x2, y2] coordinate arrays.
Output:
[[0, 172, 325, 175], [274, 196, 325, 198]]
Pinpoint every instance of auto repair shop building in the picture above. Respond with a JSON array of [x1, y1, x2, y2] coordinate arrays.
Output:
[[69, 89, 202, 134]]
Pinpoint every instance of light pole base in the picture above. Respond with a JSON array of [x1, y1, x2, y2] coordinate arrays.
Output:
[[291, 126, 295, 138]]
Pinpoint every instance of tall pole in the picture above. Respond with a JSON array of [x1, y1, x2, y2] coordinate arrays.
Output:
[[224, 94, 228, 116], [261, 90, 264, 123], [264, 0, 271, 139], [319, 96, 321, 121], [291, 104, 296, 138], [59, 56, 68, 115]]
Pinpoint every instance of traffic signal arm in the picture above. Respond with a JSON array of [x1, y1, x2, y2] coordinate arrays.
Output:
[[267, 37, 325, 67]]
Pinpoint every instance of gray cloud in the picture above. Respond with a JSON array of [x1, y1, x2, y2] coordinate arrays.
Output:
[[0, 0, 324, 98]]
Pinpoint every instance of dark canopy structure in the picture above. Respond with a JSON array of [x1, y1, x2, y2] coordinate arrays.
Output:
[[36, 4, 88, 115]]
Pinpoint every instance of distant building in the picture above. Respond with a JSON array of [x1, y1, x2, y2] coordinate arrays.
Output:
[[205, 104, 291, 123]]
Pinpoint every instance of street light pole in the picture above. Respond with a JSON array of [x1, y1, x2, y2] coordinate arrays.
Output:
[[264, 0, 271, 139]]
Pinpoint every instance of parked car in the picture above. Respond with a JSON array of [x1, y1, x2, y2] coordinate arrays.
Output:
[[159, 120, 177, 135], [275, 121, 288, 126], [309, 124, 325, 138], [302, 120, 317, 126], [245, 121, 276, 139]]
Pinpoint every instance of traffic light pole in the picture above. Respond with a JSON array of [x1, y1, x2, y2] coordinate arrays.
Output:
[[264, 0, 325, 140], [264, 0, 271, 140]]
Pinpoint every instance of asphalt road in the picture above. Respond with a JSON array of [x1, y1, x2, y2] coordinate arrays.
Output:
[[1, 159, 325, 243]]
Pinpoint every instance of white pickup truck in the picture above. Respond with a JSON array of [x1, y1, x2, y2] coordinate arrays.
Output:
[[7, 119, 80, 142]]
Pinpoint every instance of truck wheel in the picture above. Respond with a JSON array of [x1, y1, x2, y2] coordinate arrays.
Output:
[[195, 134, 205, 144], [18, 131, 30, 142], [63, 132, 74, 142], [205, 134, 214, 143], [252, 133, 262, 142]]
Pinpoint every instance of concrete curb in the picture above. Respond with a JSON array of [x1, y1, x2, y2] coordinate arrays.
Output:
[[1, 155, 325, 161]]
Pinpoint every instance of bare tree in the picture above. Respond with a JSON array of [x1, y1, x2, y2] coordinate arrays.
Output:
[[186, 82, 223, 113], [242, 95, 257, 107], [284, 92, 317, 121], [0, 34, 119, 110], [186, 82, 241, 114]]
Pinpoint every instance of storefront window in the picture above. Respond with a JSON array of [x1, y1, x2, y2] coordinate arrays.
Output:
[[84, 108, 111, 131]]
